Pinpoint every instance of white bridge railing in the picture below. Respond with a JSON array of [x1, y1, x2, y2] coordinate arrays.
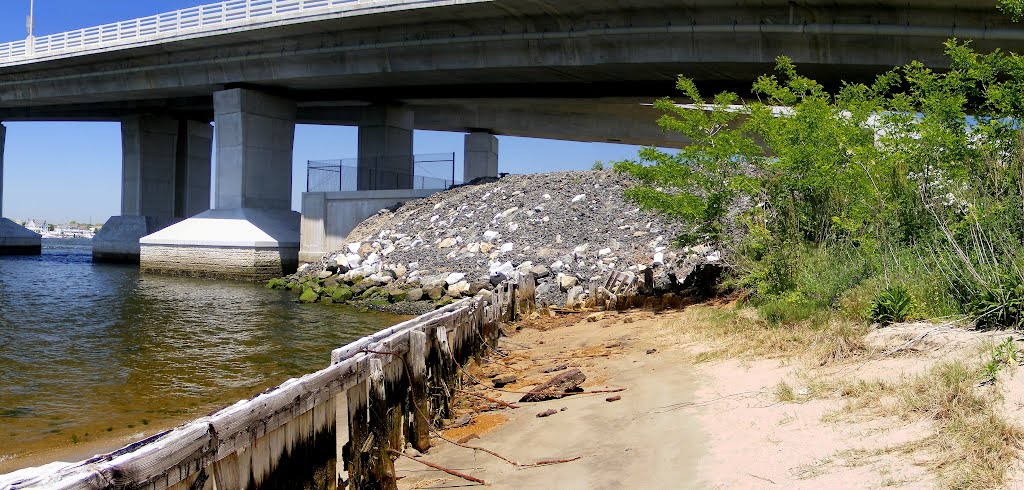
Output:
[[0, 0, 421, 65]]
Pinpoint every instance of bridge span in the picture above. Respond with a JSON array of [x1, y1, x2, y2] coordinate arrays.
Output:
[[0, 0, 1019, 277]]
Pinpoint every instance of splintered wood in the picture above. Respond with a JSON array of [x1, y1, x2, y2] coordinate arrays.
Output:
[[519, 369, 587, 402]]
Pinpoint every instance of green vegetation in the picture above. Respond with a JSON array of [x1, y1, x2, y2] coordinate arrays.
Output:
[[868, 285, 917, 326], [982, 337, 1021, 383], [617, 40, 1024, 329], [998, 0, 1024, 21]]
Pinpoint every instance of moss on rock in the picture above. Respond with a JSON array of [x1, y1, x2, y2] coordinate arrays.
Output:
[[332, 287, 354, 303], [266, 278, 288, 290], [299, 287, 320, 304]]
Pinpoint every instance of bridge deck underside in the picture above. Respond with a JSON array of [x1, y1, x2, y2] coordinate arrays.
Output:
[[0, 0, 1018, 145]]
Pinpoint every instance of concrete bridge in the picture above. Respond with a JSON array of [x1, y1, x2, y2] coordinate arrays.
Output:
[[0, 0, 1019, 278]]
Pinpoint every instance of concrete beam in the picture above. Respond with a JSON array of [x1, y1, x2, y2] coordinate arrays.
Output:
[[464, 132, 498, 182], [410, 99, 690, 148], [298, 98, 689, 148], [357, 105, 414, 190]]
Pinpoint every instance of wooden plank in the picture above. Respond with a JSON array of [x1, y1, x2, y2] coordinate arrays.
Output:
[[330, 300, 471, 363], [405, 330, 430, 452], [367, 359, 398, 489], [334, 393, 349, 488], [211, 449, 248, 490], [345, 379, 369, 490]]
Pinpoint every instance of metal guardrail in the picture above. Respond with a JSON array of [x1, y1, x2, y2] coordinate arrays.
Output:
[[0, 0, 432, 64]]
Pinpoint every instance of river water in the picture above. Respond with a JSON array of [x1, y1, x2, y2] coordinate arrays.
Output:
[[0, 239, 405, 473]]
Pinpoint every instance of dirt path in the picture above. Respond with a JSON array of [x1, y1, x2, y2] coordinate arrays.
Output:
[[396, 308, 1022, 489]]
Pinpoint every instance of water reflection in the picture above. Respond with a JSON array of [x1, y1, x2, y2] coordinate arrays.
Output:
[[0, 239, 404, 470]]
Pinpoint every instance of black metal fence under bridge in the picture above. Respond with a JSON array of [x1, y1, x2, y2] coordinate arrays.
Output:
[[307, 153, 458, 192]]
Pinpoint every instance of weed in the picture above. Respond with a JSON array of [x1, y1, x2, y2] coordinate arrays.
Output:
[[828, 361, 1024, 488], [775, 381, 796, 402], [869, 285, 916, 326], [981, 337, 1020, 384]]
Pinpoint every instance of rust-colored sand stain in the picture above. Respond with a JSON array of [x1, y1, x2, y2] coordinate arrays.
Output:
[[440, 413, 509, 441], [514, 312, 588, 331]]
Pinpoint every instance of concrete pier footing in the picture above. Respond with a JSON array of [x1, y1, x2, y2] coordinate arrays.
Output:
[[94, 115, 213, 263], [139, 89, 300, 280], [0, 218, 41, 255], [140, 208, 300, 280], [92, 216, 180, 263]]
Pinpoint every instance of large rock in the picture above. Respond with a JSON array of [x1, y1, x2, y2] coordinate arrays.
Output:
[[447, 281, 471, 298], [557, 273, 579, 291], [425, 286, 446, 301], [406, 288, 425, 302]]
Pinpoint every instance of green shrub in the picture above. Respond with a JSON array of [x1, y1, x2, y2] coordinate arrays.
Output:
[[967, 273, 1024, 330], [869, 284, 916, 326]]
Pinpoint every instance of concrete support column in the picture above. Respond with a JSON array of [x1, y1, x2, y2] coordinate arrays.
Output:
[[214, 89, 297, 210], [93, 116, 213, 263], [141, 89, 301, 280], [464, 132, 499, 183], [178, 120, 215, 218], [0, 123, 42, 255], [357, 105, 414, 190]]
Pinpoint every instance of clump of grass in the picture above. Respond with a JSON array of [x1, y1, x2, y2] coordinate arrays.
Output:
[[678, 306, 868, 365], [775, 381, 797, 402], [869, 284, 917, 326], [827, 361, 1024, 488]]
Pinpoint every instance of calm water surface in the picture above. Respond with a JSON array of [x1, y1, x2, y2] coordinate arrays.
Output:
[[0, 239, 405, 471]]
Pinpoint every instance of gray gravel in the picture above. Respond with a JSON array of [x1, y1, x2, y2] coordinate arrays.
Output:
[[297, 169, 721, 306]]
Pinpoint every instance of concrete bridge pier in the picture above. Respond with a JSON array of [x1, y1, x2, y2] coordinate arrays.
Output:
[[92, 115, 212, 263], [464, 131, 499, 182], [140, 88, 300, 280], [357, 105, 414, 190], [0, 123, 42, 255]]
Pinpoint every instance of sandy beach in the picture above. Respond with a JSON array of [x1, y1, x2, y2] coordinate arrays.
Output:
[[395, 306, 1024, 489]]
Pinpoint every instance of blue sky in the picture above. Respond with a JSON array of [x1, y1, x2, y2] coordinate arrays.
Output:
[[0, 0, 647, 224]]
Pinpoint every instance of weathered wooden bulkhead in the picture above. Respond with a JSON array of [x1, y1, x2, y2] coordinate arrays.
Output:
[[5, 273, 537, 490]]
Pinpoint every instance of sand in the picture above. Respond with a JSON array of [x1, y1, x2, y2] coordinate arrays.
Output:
[[395, 308, 1021, 489]]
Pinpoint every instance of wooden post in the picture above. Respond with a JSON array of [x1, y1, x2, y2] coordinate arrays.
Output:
[[430, 325, 455, 420], [345, 379, 369, 489], [368, 359, 398, 490], [384, 358, 406, 455], [405, 330, 430, 452], [335, 393, 349, 488]]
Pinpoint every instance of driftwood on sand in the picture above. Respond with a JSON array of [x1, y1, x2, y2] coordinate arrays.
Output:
[[519, 369, 586, 402]]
